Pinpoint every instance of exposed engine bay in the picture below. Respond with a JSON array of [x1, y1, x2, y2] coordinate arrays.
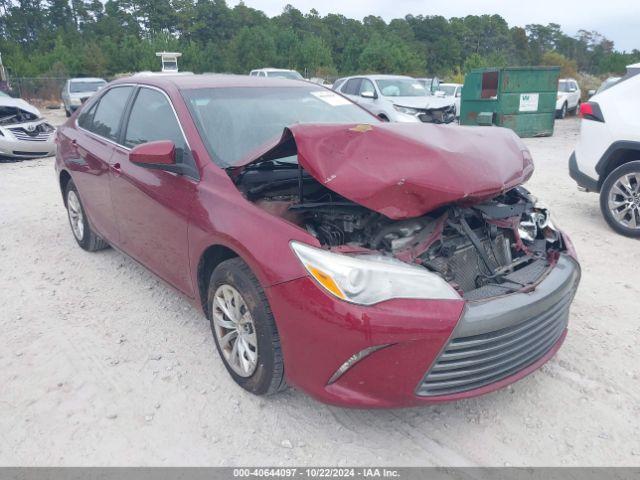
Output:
[[0, 106, 40, 126], [234, 158, 566, 301]]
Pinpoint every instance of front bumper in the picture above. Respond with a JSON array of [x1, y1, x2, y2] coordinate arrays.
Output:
[[569, 151, 599, 192], [0, 131, 56, 158], [267, 253, 580, 408]]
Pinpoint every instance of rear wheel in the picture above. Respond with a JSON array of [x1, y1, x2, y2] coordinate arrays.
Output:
[[65, 180, 109, 251], [600, 161, 640, 237], [207, 258, 286, 395]]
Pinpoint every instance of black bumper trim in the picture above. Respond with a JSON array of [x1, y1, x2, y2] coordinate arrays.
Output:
[[569, 152, 599, 192]]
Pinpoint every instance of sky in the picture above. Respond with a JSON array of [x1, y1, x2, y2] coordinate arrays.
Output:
[[227, 0, 640, 52]]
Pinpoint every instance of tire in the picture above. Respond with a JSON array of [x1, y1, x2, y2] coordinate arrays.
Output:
[[599, 160, 640, 237], [557, 102, 567, 119], [65, 109, 71, 118], [378, 114, 390, 122], [64, 179, 110, 251], [207, 258, 286, 395]]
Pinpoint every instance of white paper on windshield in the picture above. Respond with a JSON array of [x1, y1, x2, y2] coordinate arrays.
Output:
[[519, 93, 539, 112], [311, 90, 352, 106]]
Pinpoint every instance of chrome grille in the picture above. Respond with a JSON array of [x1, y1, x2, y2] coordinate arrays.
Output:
[[9, 127, 54, 142], [417, 288, 573, 397]]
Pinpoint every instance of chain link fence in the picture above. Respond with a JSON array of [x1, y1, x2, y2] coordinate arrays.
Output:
[[8, 76, 67, 104]]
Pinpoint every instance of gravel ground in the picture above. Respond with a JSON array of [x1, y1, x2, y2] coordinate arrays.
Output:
[[1, 111, 639, 466]]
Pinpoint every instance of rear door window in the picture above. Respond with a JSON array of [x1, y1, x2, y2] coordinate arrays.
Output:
[[123, 87, 189, 162], [87, 86, 134, 141]]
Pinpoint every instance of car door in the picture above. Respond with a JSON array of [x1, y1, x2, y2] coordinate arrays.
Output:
[[357, 78, 378, 110], [109, 86, 197, 296], [72, 86, 134, 243]]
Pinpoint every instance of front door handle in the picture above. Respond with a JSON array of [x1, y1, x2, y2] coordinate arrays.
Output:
[[110, 162, 121, 173]]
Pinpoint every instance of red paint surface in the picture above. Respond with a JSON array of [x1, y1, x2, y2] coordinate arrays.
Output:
[[54, 75, 575, 407], [130, 140, 176, 165], [288, 122, 534, 219]]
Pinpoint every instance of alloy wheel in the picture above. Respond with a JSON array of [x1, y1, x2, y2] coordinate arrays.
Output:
[[608, 172, 640, 230], [67, 190, 85, 241], [211, 284, 259, 377]]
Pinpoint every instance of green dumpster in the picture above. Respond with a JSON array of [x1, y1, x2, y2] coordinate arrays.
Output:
[[459, 66, 560, 137]]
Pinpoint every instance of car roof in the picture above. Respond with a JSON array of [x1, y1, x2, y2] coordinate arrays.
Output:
[[440, 83, 462, 87], [112, 73, 314, 90], [252, 68, 297, 72], [559, 78, 577, 82], [69, 77, 106, 83], [343, 74, 415, 81]]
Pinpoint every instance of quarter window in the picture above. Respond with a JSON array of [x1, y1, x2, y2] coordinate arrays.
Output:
[[88, 87, 133, 141], [124, 88, 188, 161]]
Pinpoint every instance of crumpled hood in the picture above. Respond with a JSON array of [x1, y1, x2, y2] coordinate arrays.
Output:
[[389, 95, 454, 110], [282, 123, 533, 219], [0, 96, 40, 117]]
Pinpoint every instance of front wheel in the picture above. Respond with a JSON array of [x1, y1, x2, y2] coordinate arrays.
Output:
[[599, 161, 640, 237], [65, 180, 109, 251], [557, 102, 567, 119], [208, 258, 286, 395]]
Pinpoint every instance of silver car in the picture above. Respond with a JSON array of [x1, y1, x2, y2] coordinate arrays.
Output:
[[61, 78, 106, 117], [0, 91, 56, 159], [334, 75, 456, 123]]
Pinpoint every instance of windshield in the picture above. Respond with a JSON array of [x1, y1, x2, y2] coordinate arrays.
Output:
[[596, 78, 621, 94], [558, 81, 572, 93], [438, 85, 457, 96], [184, 87, 376, 167], [375, 78, 427, 97], [70, 81, 106, 93], [267, 71, 303, 80]]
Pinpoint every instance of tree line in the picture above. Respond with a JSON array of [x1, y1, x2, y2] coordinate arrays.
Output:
[[0, 0, 638, 81]]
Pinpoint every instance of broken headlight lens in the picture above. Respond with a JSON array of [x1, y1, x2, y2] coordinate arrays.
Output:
[[518, 203, 559, 244], [393, 105, 420, 115], [290, 241, 460, 305]]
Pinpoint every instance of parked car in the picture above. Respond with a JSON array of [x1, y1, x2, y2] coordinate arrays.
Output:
[[249, 68, 304, 80], [415, 77, 441, 93], [0, 91, 56, 159], [437, 83, 463, 118], [569, 73, 640, 237], [56, 74, 580, 407], [335, 75, 456, 123], [588, 76, 621, 98], [61, 77, 107, 117], [555, 78, 581, 119]]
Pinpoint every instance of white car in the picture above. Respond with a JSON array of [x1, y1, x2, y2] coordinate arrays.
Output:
[[437, 83, 463, 118], [61, 78, 107, 117], [0, 91, 56, 159], [556, 78, 581, 119], [569, 73, 640, 236], [249, 68, 304, 80], [335, 75, 456, 123]]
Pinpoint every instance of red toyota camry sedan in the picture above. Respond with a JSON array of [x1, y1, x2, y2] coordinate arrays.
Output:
[[55, 74, 581, 408]]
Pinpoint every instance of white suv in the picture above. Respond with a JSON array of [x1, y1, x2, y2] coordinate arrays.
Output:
[[556, 78, 581, 119], [249, 68, 303, 80], [569, 73, 640, 237]]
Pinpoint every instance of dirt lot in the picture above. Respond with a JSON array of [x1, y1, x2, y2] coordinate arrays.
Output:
[[1, 111, 639, 467]]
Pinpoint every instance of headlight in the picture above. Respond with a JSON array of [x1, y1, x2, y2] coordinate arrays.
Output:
[[290, 241, 460, 305], [518, 202, 559, 244], [393, 105, 420, 115]]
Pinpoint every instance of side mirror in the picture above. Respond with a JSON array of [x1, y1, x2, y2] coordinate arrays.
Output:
[[129, 140, 190, 175], [569, 87, 577, 93], [130, 140, 175, 165], [361, 90, 376, 99]]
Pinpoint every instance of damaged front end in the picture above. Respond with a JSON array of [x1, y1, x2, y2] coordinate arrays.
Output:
[[230, 122, 572, 302], [0, 105, 40, 126], [232, 122, 580, 400]]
